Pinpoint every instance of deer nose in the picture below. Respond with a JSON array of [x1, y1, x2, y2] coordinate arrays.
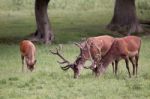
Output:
[[29, 67, 34, 72]]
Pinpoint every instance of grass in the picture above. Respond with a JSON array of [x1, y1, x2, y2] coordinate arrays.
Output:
[[0, 0, 150, 99]]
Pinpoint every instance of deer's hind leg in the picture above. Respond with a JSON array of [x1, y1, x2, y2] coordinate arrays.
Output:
[[114, 60, 119, 75], [135, 55, 139, 76], [21, 55, 24, 72], [129, 57, 136, 76], [112, 61, 115, 74], [125, 58, 131, 78]]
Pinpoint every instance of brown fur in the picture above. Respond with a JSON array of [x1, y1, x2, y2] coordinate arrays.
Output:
[[20, 40, 36, 72], [95, 36, 141, 77], [73, 35, 115, 78]]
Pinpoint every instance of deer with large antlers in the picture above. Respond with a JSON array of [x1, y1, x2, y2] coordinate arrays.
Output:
[[50, 35, 116, 78], [94, 36, 141, 77]]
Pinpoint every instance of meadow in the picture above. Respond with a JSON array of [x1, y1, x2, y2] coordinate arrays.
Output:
[[0, 0, 150, 99]]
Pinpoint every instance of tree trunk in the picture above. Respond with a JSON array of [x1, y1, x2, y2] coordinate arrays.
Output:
[[30, 0, 54, 44], [107, 0, 143, 35]]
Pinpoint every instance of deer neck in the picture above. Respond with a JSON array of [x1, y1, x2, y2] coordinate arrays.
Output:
[[75, 57, 86, 68], [100, 48, 118, 70]]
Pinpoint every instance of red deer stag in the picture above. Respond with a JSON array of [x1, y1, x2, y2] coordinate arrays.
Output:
[[20, 40, 36, 72], [94, 36, 141, 77], [50, 35, 115, 78]]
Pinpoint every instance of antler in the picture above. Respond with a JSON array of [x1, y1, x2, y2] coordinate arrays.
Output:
[[50, 45, 74, 71], [83, 41, 101, 70], [82, 41, 95, 70], [74, 42, 83, 49]]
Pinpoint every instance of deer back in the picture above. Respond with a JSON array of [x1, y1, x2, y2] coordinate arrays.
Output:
[[87, 35, 114, 60], [97, 36, 141, 73], [114, 36, 141, 57]]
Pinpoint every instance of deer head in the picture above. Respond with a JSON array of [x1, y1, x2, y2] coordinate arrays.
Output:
[[26, 59, 37, 71], [50, 40, 103, 78], [50, 42, 96, 78], [50, 45, 82, 78]]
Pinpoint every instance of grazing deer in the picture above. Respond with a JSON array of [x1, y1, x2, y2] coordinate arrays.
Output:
[[20, 40, 36, 72], [94, 36, 141, 77], [75, 35, 115, 70], [50, 35, 115, 78]]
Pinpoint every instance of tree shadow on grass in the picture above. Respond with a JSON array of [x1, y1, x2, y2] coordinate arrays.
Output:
[[135, 24, 150, 36], [118, 24, 150, 36], [55, 23, 150, 39], [0, 37, 23, 44], [0, 24, 150, 44]]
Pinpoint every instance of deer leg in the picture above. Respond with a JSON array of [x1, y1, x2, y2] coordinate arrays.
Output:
[[112, 62, 115, 74], [115, 60, 118, 75], [94, 67, 100, 77], [73, 66, 81, 79], [129, 57, 136, 75], [21, 55, 24, 72], [135, 55, 139, 76], [125, 58, 131, 78]]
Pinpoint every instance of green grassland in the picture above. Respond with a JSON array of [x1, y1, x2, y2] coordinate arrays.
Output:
[[0, 0, 150, 99]]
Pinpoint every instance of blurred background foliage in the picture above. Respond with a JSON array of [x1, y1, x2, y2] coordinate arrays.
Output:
[[0, 0, 149, 12]]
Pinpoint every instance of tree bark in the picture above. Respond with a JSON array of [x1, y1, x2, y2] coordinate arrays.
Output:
[[30, 0, 54, 44], [107, 0, 143, 35]]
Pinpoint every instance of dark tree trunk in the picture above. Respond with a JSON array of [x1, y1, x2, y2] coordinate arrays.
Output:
[[30, 0, 54, 44], [107, 0, 143, 35]]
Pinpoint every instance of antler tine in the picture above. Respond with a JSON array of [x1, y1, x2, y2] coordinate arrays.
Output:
[[49, 49, 57, 54], [57, 61, 68, 64], [85, 41, 95, 65], [74, 42, 83, 49], [80, 41, 98, 70], [61, 64, 74, 71], [50, 45, 74, 71], [50, 46, 70, 65], [61, 65, 70, 71]]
